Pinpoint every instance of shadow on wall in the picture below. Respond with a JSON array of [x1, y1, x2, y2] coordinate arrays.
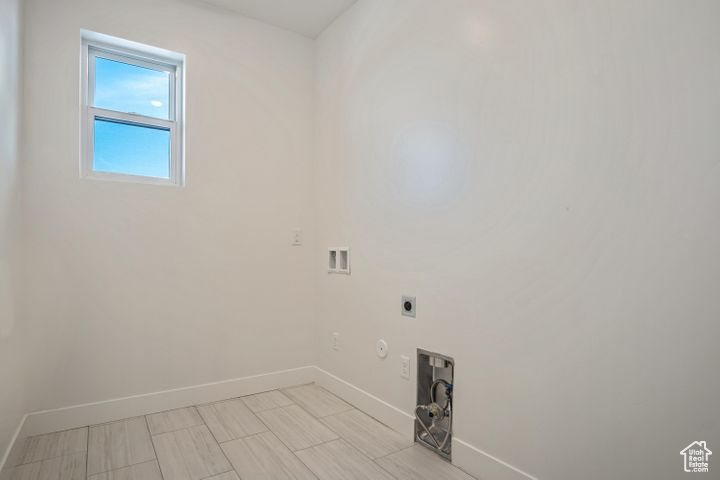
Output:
[[0, 0, 28, 470]]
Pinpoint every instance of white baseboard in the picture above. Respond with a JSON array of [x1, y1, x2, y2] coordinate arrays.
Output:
[[313, 367, 537, 480], [3, 365, 536, 480], [453, 438, 538, 480], [19, 366, 315, 439], [313, 367, 415, 437]]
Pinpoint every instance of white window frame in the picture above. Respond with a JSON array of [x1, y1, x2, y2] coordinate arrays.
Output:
[[81, 32, 184, 186]]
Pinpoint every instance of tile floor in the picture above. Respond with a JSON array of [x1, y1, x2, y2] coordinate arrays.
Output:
[[6, 384, 475, 480]]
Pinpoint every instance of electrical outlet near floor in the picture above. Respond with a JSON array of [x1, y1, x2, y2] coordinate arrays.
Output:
[[332, 332, 340, 351], [400, 354, 410, 380]]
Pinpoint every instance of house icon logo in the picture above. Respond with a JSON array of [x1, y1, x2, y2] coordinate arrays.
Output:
[[681, 441, 712, 473]]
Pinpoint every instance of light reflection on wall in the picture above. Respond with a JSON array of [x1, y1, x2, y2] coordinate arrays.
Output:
[[463, 16, 493, 48], [389, 121, 468, 207]]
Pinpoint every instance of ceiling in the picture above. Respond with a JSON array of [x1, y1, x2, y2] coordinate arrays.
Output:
[[195, 0, 358, 38]]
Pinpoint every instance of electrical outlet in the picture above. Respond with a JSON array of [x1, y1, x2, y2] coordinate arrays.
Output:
[[400, 355, 410, 380], [332, 332, 340, 351], [292, 228, 303, 246]]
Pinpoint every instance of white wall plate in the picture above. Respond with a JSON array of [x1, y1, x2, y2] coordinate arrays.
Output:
[[376, 339, 388, 358]]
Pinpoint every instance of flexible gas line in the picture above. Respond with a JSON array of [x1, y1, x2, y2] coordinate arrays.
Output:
[[415, 379, 453, 452]]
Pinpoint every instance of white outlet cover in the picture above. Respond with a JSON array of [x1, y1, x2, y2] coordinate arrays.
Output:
[[332, 332, 340, 351], [400, 355, 410, 380], [376, 339, 388, 358]]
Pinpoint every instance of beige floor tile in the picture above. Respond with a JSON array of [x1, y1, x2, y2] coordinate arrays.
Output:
[[376, 445, 476, 480], [10, 452, 86, 480], [9, 462, 42, 480], [14, 428, 87, 465], [221, 431, 316, 480], [197, 399, 267, 443], [146, 407, 203, 435], [320, 409, 413, 459], [87, 417, 155, 476], [7, 387, 477, 480], [202, 473, 239, 480], [87, 461, 162, 480], [295, 439, 394, 480], [257, 405, 338, 451], [282, 385, 352, 417], [242, 390, 294, 413], [152, 425, 231, 480]]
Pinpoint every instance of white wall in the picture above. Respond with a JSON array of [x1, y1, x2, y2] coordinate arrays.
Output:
[[314, 1, 720, 479], [20, 0, 316, 411], [8, 1, 720, 478], [0, 0, 27, 465]]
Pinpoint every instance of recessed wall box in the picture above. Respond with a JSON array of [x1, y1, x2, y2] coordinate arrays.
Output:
[[328, 247, 350, 274], [416, 349, 454, 460], [328, 249, 337, 272], [401, 296, 416, 317]]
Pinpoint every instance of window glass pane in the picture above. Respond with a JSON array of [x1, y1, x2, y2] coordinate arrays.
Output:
[[93, 118, 171, 179], [94, 56, 171, 119]]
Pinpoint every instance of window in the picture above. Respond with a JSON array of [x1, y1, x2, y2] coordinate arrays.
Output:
[[81, 32, 184, 185]]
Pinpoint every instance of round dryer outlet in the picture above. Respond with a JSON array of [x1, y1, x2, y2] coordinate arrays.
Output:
[[376, 339, 389, 358]]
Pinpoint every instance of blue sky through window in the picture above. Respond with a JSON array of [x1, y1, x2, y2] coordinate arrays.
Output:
[[93, 119, 170, 179], [92, 55, 172, 179], [94, 56, 170, 118]]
